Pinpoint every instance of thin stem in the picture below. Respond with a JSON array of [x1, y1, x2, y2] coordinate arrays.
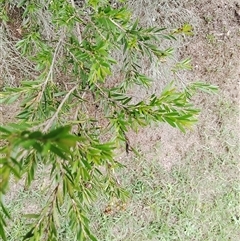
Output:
[[109, 18, 126, 32], [43, 85, 77, 132], [36, 37, 63, 103]]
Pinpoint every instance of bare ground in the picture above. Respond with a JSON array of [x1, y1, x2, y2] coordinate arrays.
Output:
[[118, 0, 240, 170]]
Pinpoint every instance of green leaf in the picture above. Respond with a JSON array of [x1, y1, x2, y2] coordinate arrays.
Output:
[[57, 135, 78, 148], [0, 222, 7, 241], [50, 145, 68, 160], [20, 140, 36, 149], [182, 23, 194, 35], [43, 126, 71, 140], [29, 131, 43, 139], [161, 80, 175, 96], [0, 126, 12, 134], [53, 207, 60, 227], [23, 213, 40, 219], [173, 23, 194, 36], [53, 91, 68, 97], [175, 122, 186, 133], [0, 202, 10, 219], [22, 227, 34, 240], [7, 122, 32, 130], [188, 82, 218, 94], [163, 117, 176, 127], [17, 0, 28, 8], [4, 93, 21, 104], [32, 142, 43, 152], [172, 57, 192, 73], [8, 165, 21, 179]]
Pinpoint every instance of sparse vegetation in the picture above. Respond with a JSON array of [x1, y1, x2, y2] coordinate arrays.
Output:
[[0, 0, 239, 241]]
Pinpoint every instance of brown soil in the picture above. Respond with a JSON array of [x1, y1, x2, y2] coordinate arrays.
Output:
[[119, 0, 240, 169]]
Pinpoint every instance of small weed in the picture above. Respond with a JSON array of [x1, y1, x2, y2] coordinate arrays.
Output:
[[203, 15, 214, 24], [206, 33, 217, 44]]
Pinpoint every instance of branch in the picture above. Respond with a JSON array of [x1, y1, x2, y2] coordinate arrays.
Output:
[[43, 85, 77, 132], [109, 18, 126, 32], [36, 37, 63, 103]]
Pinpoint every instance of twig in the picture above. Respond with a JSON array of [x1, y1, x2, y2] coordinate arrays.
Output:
[[43, 85, 77, 132], [36, 37, 63, 102], [16, 86, 77, 161], [109, 18, 126, 33]]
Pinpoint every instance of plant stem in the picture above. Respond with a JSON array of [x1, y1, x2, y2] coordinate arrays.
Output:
[[43, 85, 77, 132]]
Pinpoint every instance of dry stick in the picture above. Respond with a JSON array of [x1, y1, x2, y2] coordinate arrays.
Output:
[[43, 85, 78, 132]]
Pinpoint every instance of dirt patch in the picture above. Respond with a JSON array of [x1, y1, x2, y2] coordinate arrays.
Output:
[[115, 0, 239, 169]]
